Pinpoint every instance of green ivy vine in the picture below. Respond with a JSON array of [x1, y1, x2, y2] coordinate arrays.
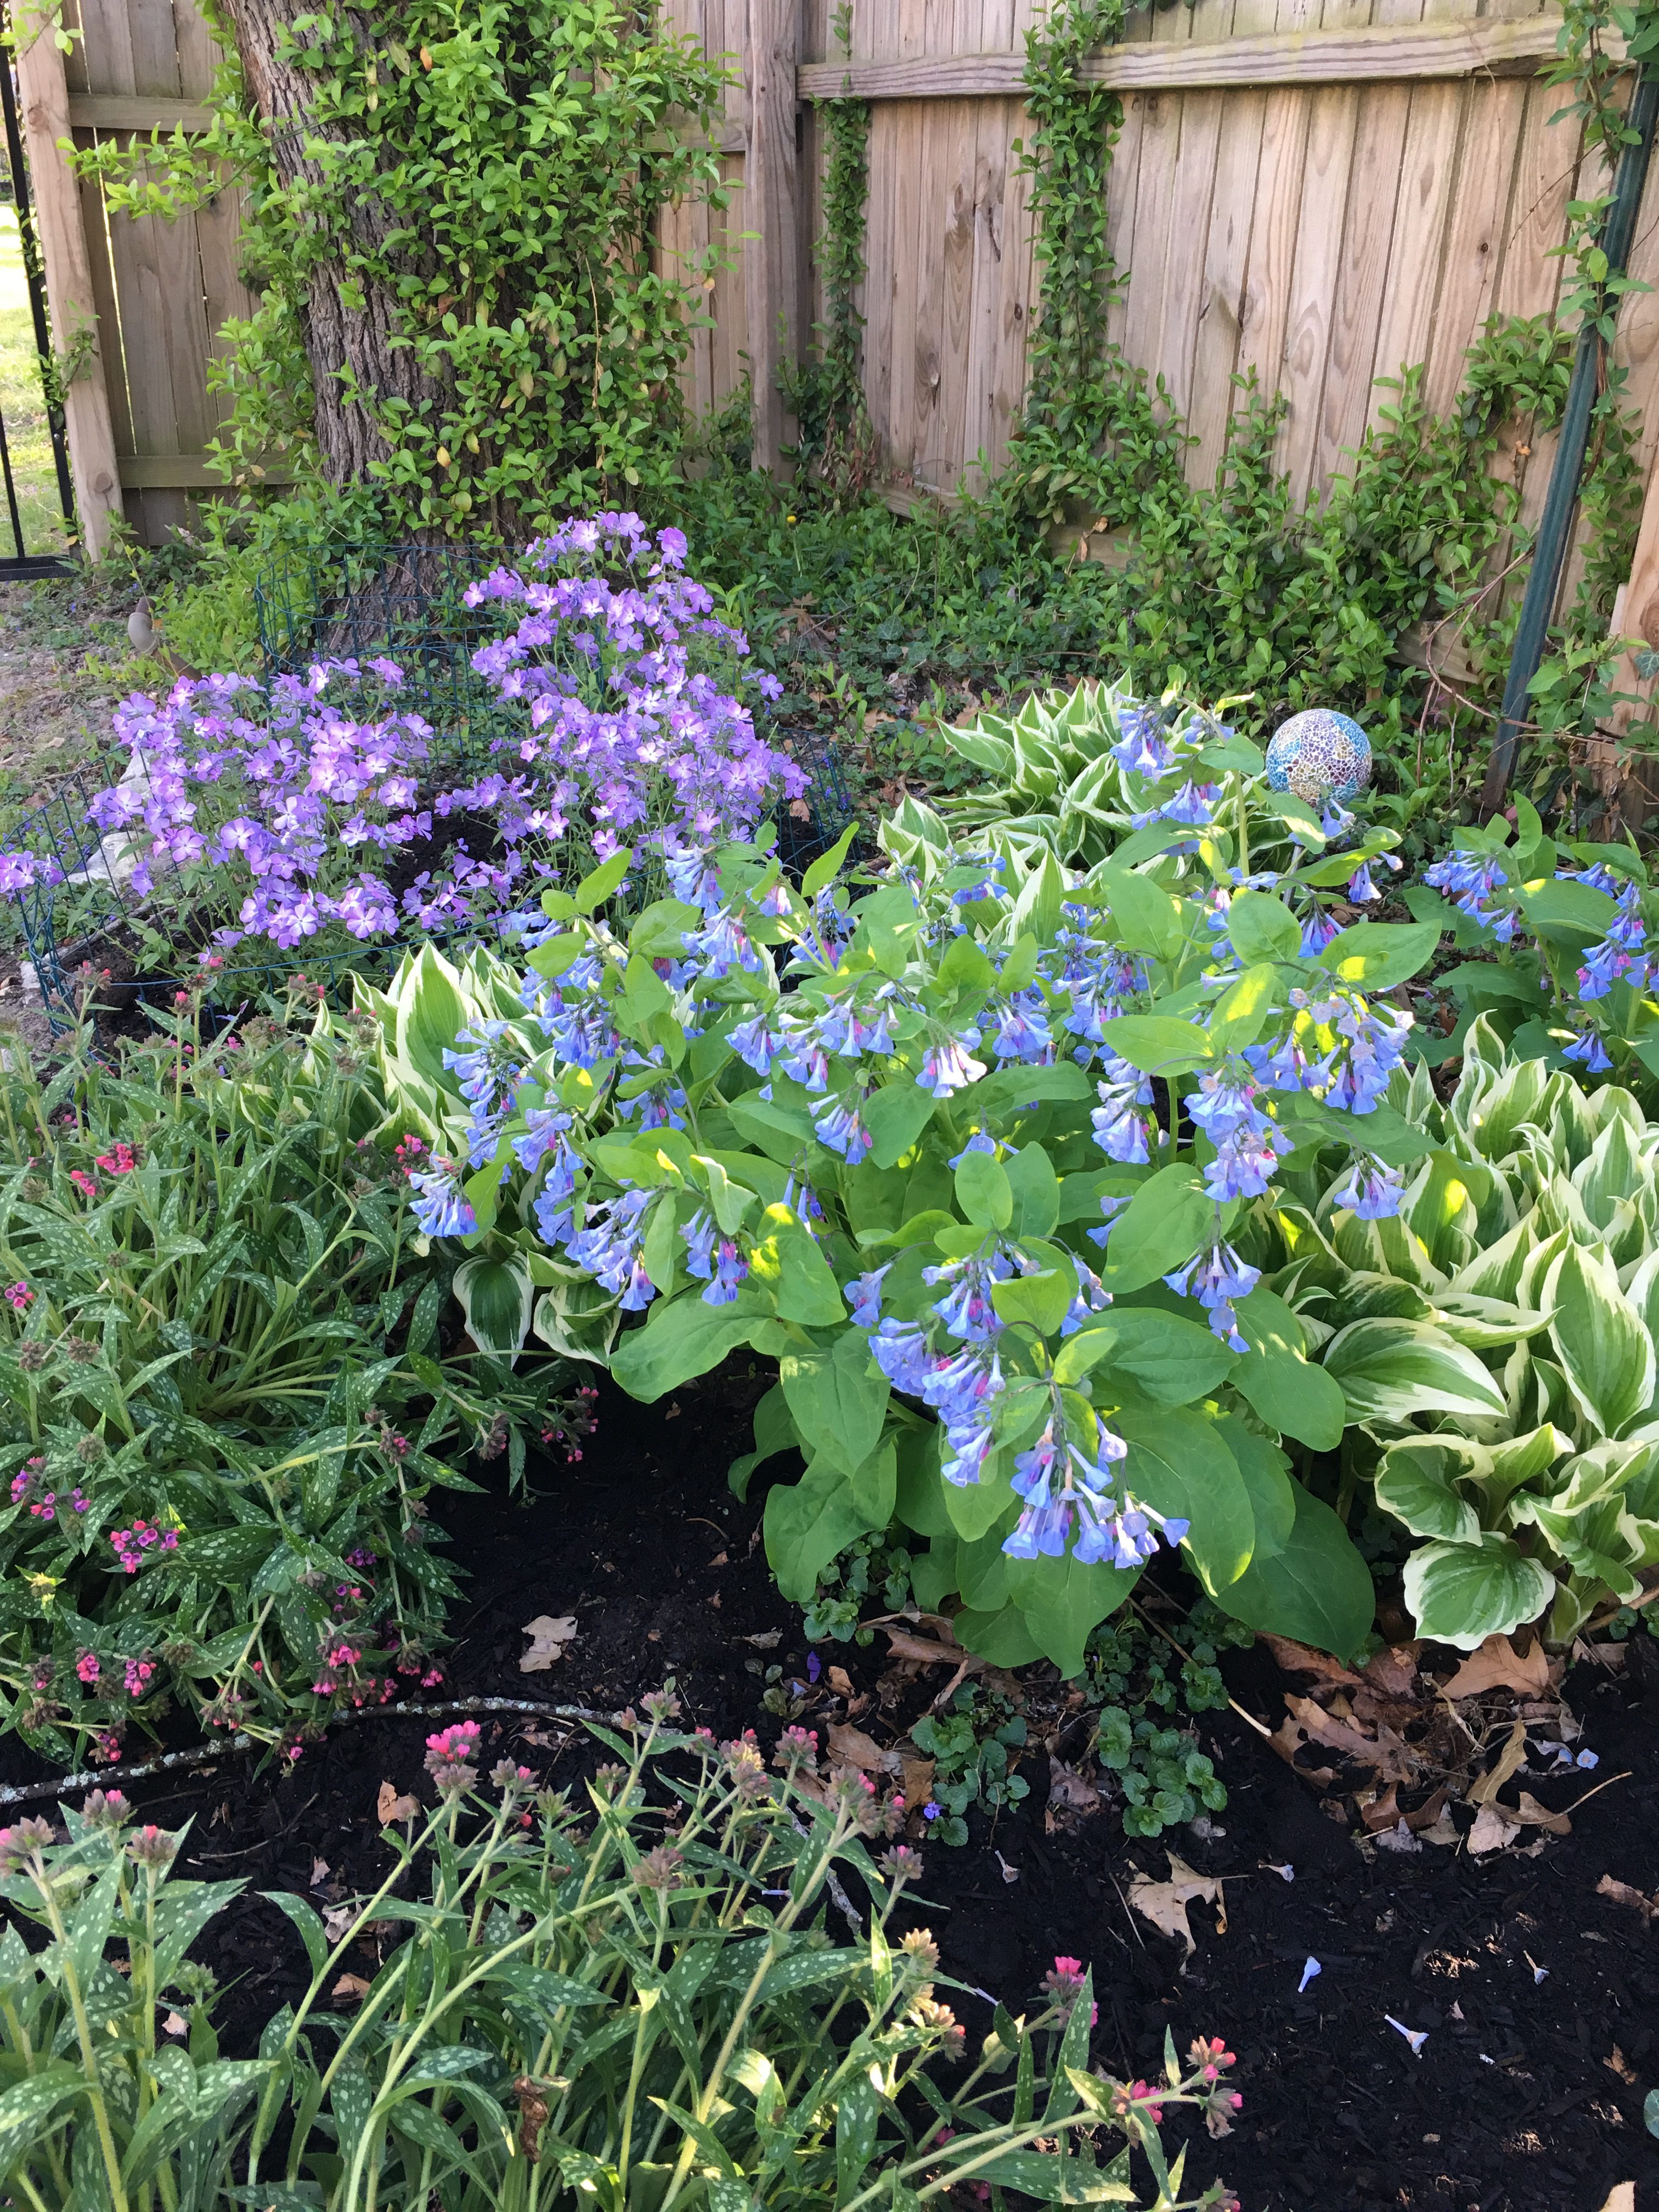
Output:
[[72, 0, 733, 533], [789, 3, 879, 493]]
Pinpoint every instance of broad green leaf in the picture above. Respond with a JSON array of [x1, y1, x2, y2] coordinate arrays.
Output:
[[452, 1253, 534, 1362], [778, 1332, 889, 1475], [1318, 921, 1441, 990], [1007, 1551, 1141, 1679], [864, 1082, 937, 1169], [1098, 1165, 1212, 1294], [1402, 1534, 1555, 1651], [1099, 866, 1186, 960], [1544, 1240, 1655, 1439], [1207, 962, 1280, 1053], [611, 1293, 776, 1403], [1115, 1407, 1254, 1592], [991, 1267, 1074, 1336], [574, 845, 633, 913], [727, 1381, 798, 1499], [764, 1456, 885, 1604], [1320, 1317, 1507, 1423], [393, 943, 466, 1090], [951, 1599, 1045, 1667], [803, 821, 858, 896], [1210, 1482, 1375, 1658], [748, 1210, 846, 1324], [1099, 1014, 1212, 1076], [942, 1442, 1018, 1541], [1215, 1416, 1295, 1561], [726, 1093, 818, 1163], [956, 1148, 1013, 1230], [1090, 1307, 1236, 1406], [1373, 1438, 1485, 1542], [1227, 889, 1302, 966], [1004, 1142, 1060, 1237]]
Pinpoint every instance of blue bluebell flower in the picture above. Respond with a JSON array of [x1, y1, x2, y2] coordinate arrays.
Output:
[[843, 1263, 891, 1329], [408, 1164, 477, 1240], [1165, 1240, 1261, 1353], [1333, 1156, 1406, 1220], [1564, 1029, 1613, 1073], [917, 1034, 987, 1098]]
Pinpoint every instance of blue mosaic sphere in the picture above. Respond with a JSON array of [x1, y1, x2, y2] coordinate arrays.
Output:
[[1264, 709, 1373, 804]]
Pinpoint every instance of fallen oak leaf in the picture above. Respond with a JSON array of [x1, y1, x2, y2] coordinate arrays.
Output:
[[827, 1723, 899, 1775], [898, 1754, 935, 1808], [1465, 1718, 1528, 1807], [520, 1615, 577, 1672], [1438, 1634, 1550, 1702], [879, 1626, 985, 1672], [1595, 1872, 1657, 1924], [1261, 1633, 1366, 1688], [741, 1630, 782, 1650], [1284, 1694, 1419, 1784], [332, 1973, 372, 2004], [1127, 1853, 1226, 1956], [377, 1780, 418, 1826], [1047, 1757, 1102, 1816]]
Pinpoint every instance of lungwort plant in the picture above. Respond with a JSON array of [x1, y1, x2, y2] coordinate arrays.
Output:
[[362, 686, 1458, 1669], [1268, 1022, 1659, 1650], [0, 1701, 1243, 2212]]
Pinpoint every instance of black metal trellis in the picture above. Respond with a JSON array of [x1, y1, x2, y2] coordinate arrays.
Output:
[[0, 3, 76, 577], [9, 541, 853, 1030]]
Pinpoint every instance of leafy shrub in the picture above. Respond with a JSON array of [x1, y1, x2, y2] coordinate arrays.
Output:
[[0, 986, 579, 1761], [364, 684, 1455, 1667], [10, 517, 802, 973], [1270, 1023, 1659, 1647], [0, 1703, 1244, 2210]]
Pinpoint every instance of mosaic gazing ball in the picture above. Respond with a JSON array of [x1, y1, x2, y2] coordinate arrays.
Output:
[[1265, 708, 1373, 805]]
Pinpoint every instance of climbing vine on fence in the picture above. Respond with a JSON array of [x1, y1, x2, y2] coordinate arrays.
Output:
[[71, 0, 732, 533], [789, 5, 879, 494]]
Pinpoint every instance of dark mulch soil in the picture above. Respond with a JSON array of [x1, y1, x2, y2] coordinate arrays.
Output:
[[4, 1362, 1658, 2212]]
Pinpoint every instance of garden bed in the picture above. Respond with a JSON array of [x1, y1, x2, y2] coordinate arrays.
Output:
[[3, 1361, 1654, 2212]]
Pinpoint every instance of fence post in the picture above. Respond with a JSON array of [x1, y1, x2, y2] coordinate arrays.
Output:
[[13, 9, 122, 560], [744, 0, 802, 474]]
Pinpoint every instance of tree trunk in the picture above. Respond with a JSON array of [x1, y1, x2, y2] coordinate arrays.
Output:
[[215, 0, 448, 498]]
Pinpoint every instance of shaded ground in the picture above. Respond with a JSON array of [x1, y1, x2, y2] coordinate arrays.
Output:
[[1, 1364, 1656, 2211]]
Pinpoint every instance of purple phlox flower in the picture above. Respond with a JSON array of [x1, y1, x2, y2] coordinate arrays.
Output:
[[408, 1163, 477, 1241], [988, 988, 1053, 1064], [1333, 1156, 1406, 1220], [844, 1263, 891, 1330], [1564, 1028, 1614, 1074], [1091, 1056, 1157, 1165], [917, 1032, 987, 1099], [1165, 1239, 1260, 1353]]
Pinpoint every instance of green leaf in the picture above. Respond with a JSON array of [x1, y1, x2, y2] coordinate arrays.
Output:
[[1004, 1142, 1060, 1237], [452, 1254, 534, 1362], [764, 1456, 887, 1604], [951, 1599, 1045, 1667], [1115, 1407, 1254, 1592], [1098, 1014, 1212, 1076], [803, 821, 857, 897], [1402, 1535, 1555, 1652], [611, 1294, 775, 1403], [748, 1212, 846, 1324], [574, 846, 633, 913], [1207, 962, 1280, 1053], [1099, 866, 1186, 959], [1232, 1288, 1346, 1448], [942, 1441, 1018, 1541], [727, 1381, 798, 1500], [1210, 1482, 1375, 1658], [1544, 1240, 1656, 1439], [1216, 1417, 1295, 1561], [956, 1148, 1013, 1230], [0, 2064, 89, 2170], [1318, 921, 1441, 990], [1374, 1439, 1485, 1542], [726, 1094, 819, 1163], [1227, 889, 1304, 965], [990, 1267, 1074, 1335], [864, 1082, 937, 1170], [1006, 1550, 1140, 1678], [1320, 1318, 1506, 1423], [836, 2069, 880, 2201], [1098, 1165, 1212, 1294], [778, 1333, 890, 1475], [1091, 1307, 1236, 1406], [393, 943, 466, 1090]]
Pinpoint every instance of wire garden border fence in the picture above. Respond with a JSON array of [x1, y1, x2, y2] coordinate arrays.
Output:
[[8, 544, 854, 1031]]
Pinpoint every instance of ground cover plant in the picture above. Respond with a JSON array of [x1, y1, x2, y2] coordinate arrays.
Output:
[[0, 979, 586, 1767], [0, 1701, 1243, 2212]]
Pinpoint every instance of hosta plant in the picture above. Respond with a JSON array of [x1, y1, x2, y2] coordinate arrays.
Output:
[[363, 781, 1453, 1668], [0, 1702, 1244, 2212], [1269, 1021, 1659, 1647]]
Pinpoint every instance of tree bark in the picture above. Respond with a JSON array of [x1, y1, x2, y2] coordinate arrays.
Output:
[[215, 0, 449, 495]]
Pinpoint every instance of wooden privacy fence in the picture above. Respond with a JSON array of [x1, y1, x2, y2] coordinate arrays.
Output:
[[19, 0, 1659, 647]]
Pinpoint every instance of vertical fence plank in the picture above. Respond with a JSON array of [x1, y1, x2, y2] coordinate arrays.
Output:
[[1233, 0, 1316, 413], [1182, 0, 1273, 484], [15, 7, 121, 556], [745, 0, 803, 471]]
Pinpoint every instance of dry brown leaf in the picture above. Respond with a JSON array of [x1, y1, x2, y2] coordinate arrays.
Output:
[[1605, 2046, 1638, 2084], [377, 1780, 418, 1825], [742, 1630, 782, 1651], [309, 1855, 330, 1888], [1127, 1853, 1226, 1956], [1468, 1803, 1520, 1856], [520, 1614, 577, 1672], [1596, 2187, 1635, 2212], [880, 1626, 985, 1672], [827, 1723, 898, 1774], [1512, 1791, 1571, 1837], [1439, 1634, 1550, 1702], [1360, 1644, 1421, 1699], [1048, 1757, 1102, 1813], [1261, 1634, 1366, 1688], [323, 1904, 359, 1946], [1267, 1713, 1338, 1788], [1596, 1873, 1658, 1923], [162, 2010, 188, 2038], [1284, 1694, 1419, 1783], [332, 1973, 371, 2004], [898, 1755, 935, 1808], [1468, 1792, 1571, 1854], [1466, 1718, 1529, 1807], [827, 1666, 855, 1697]]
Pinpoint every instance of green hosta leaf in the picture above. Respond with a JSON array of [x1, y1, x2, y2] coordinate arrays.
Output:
[[1209, 1482, 1375, 1659], [1402, 1534, 1555, 1651], [452, 1253, 535, 1363], [778, 1333, 889, 1476], [1544, 1240, 1655, 1439], [1373, 1439, 1485, 1542], [1320, 1318, 1506, 1423], [1114, 1407, 1254, 1593], [393, 943, 466, 1090]]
